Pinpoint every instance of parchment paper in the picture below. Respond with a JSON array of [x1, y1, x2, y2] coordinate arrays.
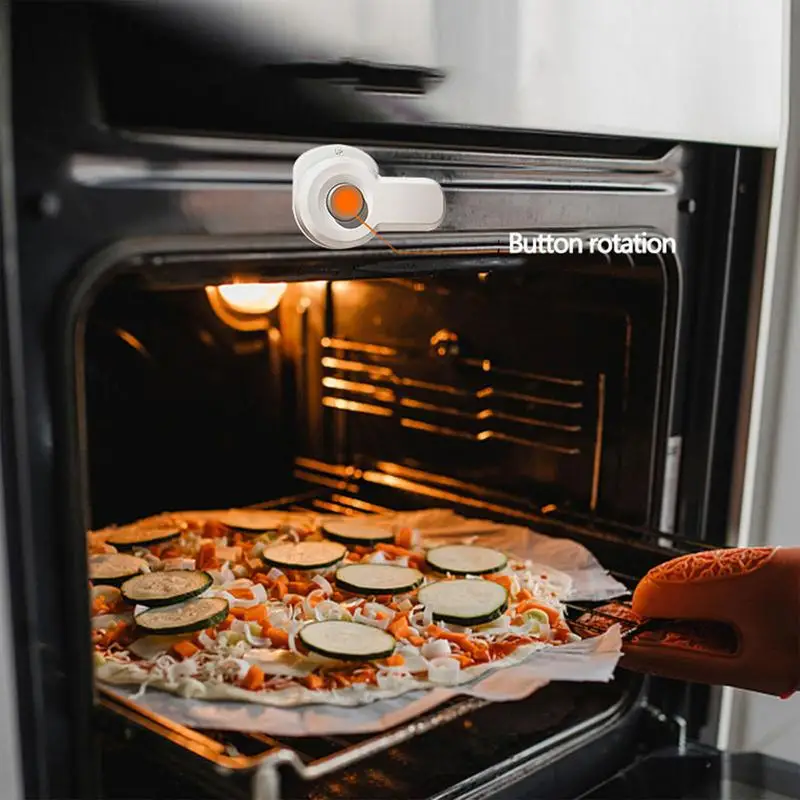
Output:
[[99, 514, 628, 735], [105, 626, 621, 736]]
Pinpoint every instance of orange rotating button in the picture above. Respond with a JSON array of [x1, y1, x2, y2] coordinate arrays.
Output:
[[327, 183, 366, 223]]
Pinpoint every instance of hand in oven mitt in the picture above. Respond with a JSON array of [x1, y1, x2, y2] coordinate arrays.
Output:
[[577, 547, 800, 696]]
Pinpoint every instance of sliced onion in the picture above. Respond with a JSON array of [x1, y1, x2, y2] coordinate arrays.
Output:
[[250, 583, 268, 604], [197, 630, 216, 650], [153, 653, 177, 672], [223, 577, 253, 590], [364, 601, 394, 619], [91, 612, 133, 631], [216, 590, 238, 608], [377, 663, 410, 676], [422, 605, 433, 627], [353, 608, 391, 630], [312, 574, 333, 596], [287, 620, 302, 654], [220, 658, 250, 681], [243, 626, 270, 648], [267, 605, 292, 629], [302, 589, 327, 618], [535, 622, 552, 642], [427, 657, 461, 685], [395, 597, 413, 613], [216, 587, 263, 609], [314, 600, 350, 622], [206, 569, 224, 586], [409, 609, 427, 629], [473, 615, 511, 639], [219, 563, 236, 584], [421, 639, 451, 659], [277, 524, 299, 542], [364, 549, 388, 564], [166, 658, 198, 684], [266, 567, 285, 582], [228, 638, 249, 660], [231, 619, 269, 647], [251, 541, 267, 557], [377, 670, 412, 691], [395, 646, 428, 673]]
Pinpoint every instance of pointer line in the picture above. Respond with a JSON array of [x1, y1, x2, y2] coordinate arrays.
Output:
[[354, 214, 507, 257]]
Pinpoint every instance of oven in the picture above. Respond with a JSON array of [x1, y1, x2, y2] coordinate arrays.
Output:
[[2, 2, 798, 799]]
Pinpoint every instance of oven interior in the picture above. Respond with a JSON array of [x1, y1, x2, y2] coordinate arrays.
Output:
[[85, 251, 673, 533], [79, 250, 708, 800]]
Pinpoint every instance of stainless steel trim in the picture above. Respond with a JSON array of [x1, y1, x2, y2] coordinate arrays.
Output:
[[105, 132, 686, 171], [0, 0, 36, 795], [719, 0, 795, 757], [67, 144, 686, 241]]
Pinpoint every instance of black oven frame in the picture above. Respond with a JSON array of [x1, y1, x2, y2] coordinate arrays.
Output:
[[2, 2, 769, 797]]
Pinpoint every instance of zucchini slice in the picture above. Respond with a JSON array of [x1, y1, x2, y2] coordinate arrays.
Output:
[[105, 525, 182, 550], [418, 579, 508, 626], [425, 544, 507, 576], [134, 597, 229, 635], [89, 553, 148, 586], [214, 509, 284, 535], [262, 540, 346, 571], [121, 570, 212, 607], [322, 520, 394, 547], [335, 563, 423, 596], [298, 620, 396, 661]]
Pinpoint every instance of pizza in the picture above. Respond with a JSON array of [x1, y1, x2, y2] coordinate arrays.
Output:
[[89, 509, 581, 707]]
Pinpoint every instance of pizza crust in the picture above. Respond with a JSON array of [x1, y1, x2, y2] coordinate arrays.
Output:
[[96, 643, 546, 707]]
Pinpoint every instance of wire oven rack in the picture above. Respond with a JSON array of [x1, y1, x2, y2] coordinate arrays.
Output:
[[96, 461, 709, 800]]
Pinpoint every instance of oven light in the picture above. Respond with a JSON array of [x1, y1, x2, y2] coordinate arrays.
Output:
[[215, 282, 287, 314]]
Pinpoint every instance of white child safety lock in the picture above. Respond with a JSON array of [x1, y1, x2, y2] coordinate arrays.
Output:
[[292, 145, 445, 249]]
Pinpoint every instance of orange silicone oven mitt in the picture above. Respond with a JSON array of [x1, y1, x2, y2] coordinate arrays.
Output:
[[583, 548, 800, 696]]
